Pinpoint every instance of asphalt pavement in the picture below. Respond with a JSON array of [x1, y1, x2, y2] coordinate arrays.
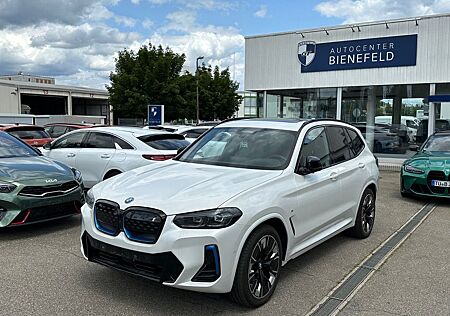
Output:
[[0, 171, 447, 316]]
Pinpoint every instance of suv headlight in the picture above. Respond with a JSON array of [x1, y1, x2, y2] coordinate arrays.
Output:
[[404, 164, 425, 174], [72, 168, 83, 183], [0, 181, 17, 194], [173, 207, 242, 229], [85, 189, 95, 209]]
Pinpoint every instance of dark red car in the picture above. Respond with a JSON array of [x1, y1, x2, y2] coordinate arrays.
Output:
[[0, 125, 52, 147], [44, 123, 96, 138]]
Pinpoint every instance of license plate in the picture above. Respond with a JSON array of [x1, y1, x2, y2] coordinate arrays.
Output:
[[431, 180, 450, 187]]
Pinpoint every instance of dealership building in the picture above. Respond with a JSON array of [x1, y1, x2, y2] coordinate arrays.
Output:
[[245, 13, 450, 157]]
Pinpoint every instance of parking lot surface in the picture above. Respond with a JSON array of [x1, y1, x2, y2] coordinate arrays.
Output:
[[0, 171, 447, 315]]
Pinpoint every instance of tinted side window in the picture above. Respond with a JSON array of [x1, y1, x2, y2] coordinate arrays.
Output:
[[346, 128, 365, 156], [185, 129, 208, 138], [51, 126, 68, 138], [85, 132, 115, 149], [114, 137, 133, 149], [299, 127, 332, 169], [52, 132, 86, 149], [326, 126, 353, 164]]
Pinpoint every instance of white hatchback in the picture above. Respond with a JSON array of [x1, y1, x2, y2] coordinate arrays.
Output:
[[42, 126, 190, 188], [80, 119, 379, 307]]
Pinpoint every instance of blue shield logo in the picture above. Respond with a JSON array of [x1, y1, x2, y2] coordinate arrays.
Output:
[[298, 41, 316, 66]]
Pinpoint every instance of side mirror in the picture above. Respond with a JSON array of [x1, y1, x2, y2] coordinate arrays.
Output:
[[306, 156, 322, 173], [43, 142, 52, 150], [298, 156, 322, 175], [409, 145, 419, 152]]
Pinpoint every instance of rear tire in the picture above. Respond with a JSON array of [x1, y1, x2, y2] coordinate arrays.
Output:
[[347, 188, 375, 239], [231, 225, 282, 307]]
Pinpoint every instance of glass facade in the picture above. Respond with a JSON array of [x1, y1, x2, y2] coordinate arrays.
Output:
[[254, 83, 443, 158], [240, 91, 257, 117]]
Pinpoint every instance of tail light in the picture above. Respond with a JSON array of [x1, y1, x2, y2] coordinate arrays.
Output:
[[142, 154, 176, 161]]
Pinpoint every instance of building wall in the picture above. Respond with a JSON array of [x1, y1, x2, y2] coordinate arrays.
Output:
[[0, 85, 20, 113], [245, 14, 450, 91]]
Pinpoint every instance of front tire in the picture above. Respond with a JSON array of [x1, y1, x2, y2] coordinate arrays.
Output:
[[231, 225, 282, 307], [347, 188, 376, 239]]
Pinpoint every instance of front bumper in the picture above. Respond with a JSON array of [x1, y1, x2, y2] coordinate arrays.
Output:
[[80, 204, 244, 293], [0, 185, 84, 227], [401, 169, 450, 198]]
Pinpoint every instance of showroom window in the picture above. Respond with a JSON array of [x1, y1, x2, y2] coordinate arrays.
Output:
[[264, 88, 337, 119], [341, 84, 429, 157]]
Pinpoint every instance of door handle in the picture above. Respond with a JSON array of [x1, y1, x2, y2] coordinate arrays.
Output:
[[67, 153, 76, 158], [329, 172, 338, 181], [358, 163, 365, 169], [101, 154, 111, 159]]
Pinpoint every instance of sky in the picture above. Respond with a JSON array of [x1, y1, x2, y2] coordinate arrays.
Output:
[[0, 0, 449, 90]]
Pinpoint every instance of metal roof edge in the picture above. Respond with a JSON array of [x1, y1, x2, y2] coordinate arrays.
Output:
[[244, 12, 450, 40]]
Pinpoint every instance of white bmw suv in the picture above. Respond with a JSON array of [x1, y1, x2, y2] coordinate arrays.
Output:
[[80, 118, 379, 307]]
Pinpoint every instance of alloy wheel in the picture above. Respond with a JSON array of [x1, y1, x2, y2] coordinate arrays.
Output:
[[361, 192, 375, 234], [247, 235, 280, 299]]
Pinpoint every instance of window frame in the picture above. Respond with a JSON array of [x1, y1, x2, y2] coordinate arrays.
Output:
[[51, 131, 88, 149], [296, 124, 366, 174], [325, 126, 354, 165], [296, 125, 332, 174]]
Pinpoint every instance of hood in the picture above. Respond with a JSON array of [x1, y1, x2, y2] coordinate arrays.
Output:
[[0, 156, 75, 184], [94, 160, 283, 215], [407, 151, 450, 169]]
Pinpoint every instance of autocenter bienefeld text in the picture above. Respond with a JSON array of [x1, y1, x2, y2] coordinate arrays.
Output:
[[329, 42, 395, 65]]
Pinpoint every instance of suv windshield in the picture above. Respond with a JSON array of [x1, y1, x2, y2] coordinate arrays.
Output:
[[8, 129, 50, 139], [422, 134, 450, 152], [178, 127, 298, 170], [0, 132, 39, 158]]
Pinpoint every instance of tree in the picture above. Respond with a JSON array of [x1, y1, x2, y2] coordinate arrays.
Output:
[[107, 44, 186, 122], [108, 43, 242, 123], [197, 65, 242, 121]]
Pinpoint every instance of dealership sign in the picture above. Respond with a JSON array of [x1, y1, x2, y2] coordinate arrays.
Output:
[[147, 104, 164, 126], [298, 34, 417, 73]]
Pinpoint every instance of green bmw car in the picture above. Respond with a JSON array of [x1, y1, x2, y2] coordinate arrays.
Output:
[[401, 131, 450, 198], [0, 131, 84, 227]]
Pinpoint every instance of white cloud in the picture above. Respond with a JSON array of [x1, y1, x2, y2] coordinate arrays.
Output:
[[131, 0, 140, 4], [161, 10, 197, 32], [315, 0, 450, 23], [0, 0, 245, 90], [254, 5, 268, 18], [148, 9, 245, 88], [114, 15, 137, 27], [142, 18, 154, 29]]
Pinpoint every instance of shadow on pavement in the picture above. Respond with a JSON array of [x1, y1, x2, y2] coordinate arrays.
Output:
[[0, 215, 80, 241]]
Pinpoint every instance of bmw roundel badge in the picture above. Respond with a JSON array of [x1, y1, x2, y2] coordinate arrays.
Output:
[[125, 197, 134, 204]]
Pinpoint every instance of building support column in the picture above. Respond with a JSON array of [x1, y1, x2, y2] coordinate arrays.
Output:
[[336, 87, 342, 120], [17, 86, 21, 113], [428, 84, 436, 137], [366, 86, 376, 151], [109, 103, 113, 125], [263, 90, 267, 118], [67, 92, 73, 115]]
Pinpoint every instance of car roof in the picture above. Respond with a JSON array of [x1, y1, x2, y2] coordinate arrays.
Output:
[[217, 118, 308, 131], [90, 126, 174, 137], [44, 122, 94, 127], [0, 124, 45, 131]]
